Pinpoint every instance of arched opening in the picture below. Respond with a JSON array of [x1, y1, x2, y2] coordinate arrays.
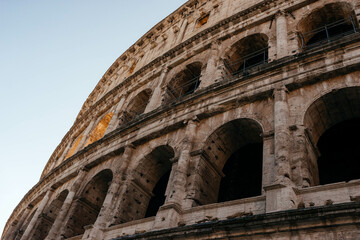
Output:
[[224, 34, 268, 76], [297, 3, 358, 49], [197, 119, 263, 205], [63, 170, 113, 239], [86, 112, 114, 146], [120, 89, 152, 124], [165, 62, 202, 103], [31, 190, 69, 240], [112, 145, 174, 224], [304, 87, 360, 185], [65, 134, 83, 159]]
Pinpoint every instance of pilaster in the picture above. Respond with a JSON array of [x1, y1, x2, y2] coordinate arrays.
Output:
[[144, 66, 169, 113], [20, 188, 54, 240], [45, 168, 88, 240], [273, 86, 292, 185], [276, 10, 288, 59]]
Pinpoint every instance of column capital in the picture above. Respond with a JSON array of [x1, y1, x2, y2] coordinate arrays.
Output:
[[273, 85, 289, 100], [275, 10, 287, 18], [210, 40, 221, 50]]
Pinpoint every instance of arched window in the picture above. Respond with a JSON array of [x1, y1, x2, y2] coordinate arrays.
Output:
[[224, 33, 269, 76], [112, 145, 174, 225], [31, 190, 69, 240], [164, 62, 202, 103], [86, 112, 114, 146], [297, 3, 358, 49], [120, 89, 152, 124], [304, 87, 360, 185], [63, 170, 113, 238], [196, 119, 263, 205]]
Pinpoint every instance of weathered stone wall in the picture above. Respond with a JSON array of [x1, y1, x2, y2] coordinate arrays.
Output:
[[3, 0, 360, 239]]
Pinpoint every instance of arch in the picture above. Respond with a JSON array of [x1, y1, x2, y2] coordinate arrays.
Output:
[[112, 145, 174, 224], [164, 62, 203, 103], [85, 112, 114, 146], [31, 190, 69, 240], [297, 2, 358, 49], [304, 87, 360, 185], [63, 169, 113, 238], [120, 88, 152, 124], [224, 33, 269, 76], [196, 118, 263, 205]]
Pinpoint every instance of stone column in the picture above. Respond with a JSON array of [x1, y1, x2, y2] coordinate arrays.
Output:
[[58, 141, 73, 162], [276, 11, 288, 59], [107, 145, 136, 225], [144, 67, 169, 113], [200, 41, 222, 88], [176, 18, 188, 45], [153, 117, 198, 229], [77, 120, 97, 149], [45, 169, 88, 240], [20, 189, 54, 240], [262, 132, 275, 190], [291, 125, 312, 188], [273, 86, 292, 185], [105, 96, 126, 134], [168, 118, 197, 205]]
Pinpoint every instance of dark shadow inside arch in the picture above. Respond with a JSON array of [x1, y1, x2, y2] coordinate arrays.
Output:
[[121, 89, 152, 124], [198, 119, 263, 205], [224, 33, 268, 76], [145, 169, 171, 217], [304, 87, 360, 186], [165, 62, 202, 103], [112, 145, 174, 225], [298, 2, 358, 49], [317, 118, 360, 185], [63, 169, 113, 238], [218, 143, 263, 202]]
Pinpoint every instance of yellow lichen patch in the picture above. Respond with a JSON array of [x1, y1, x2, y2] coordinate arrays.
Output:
[[86, 112, 114, 146], [65, 135, 83, 159]]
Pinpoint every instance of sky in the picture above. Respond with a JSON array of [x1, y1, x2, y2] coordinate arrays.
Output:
[[0, 0, 187, 236]]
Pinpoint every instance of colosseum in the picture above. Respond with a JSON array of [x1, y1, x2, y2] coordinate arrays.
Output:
[[3, 0, 360, 239]]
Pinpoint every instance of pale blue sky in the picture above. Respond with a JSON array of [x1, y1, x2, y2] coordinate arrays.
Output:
[[0, 0, 187, 236]]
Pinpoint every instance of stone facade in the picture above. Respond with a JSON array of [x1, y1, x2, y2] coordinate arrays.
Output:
[[3, 0, 360, 239]]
